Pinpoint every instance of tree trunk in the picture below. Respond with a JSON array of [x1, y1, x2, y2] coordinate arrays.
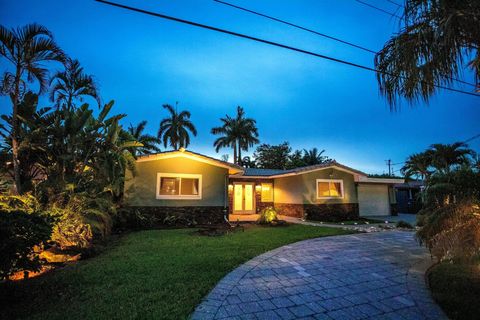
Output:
[[233, 143, 237, 164], [237, 140, 242, 165], [11, 67, 22, 194]]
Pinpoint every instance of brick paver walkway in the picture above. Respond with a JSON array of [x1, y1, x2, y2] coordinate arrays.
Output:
[[191, 231, 446, 320]]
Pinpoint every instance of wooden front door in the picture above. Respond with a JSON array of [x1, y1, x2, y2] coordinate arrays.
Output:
[[233, 183, 255, 214]]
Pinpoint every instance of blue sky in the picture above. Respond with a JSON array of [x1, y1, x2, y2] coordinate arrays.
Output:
[[1, 0, 479, 174]]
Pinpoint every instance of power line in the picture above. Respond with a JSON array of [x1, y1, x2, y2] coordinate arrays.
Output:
[[214, 0, 376, 54], [354, 0, 402, 19], [94, 0, 480, 99], [386, 0, 404, 8], [464, 133, 480, 143], [214, 0, 477, 89]]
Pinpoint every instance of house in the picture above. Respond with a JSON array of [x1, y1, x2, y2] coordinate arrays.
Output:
[[394, 181, 424, 214], [124, 149, 404, 223]]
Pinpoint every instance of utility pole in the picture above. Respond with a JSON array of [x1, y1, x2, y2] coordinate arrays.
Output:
[[385, 159, 392, 176]]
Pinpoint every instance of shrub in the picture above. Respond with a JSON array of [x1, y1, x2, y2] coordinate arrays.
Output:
[[0, 209, 53, 280], [396, 220, 413, 229], [49, 193, 115, 250], [416, 201, 480, 262], [257, 207, 278, 225]]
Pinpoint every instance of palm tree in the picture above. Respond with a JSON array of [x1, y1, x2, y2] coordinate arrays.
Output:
[[303, 148, 328, 165], [375, 1, 480, 108], [401, 151, 433, 180], [211, 106, 259, 164], [0, 23, 65, 193], [158, 103, 197, 150], [49, 58, 100, 110], [429, 142, 472, 174], [127, 121, 161, 156]]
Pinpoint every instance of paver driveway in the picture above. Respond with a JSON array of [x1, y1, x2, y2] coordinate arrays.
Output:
[[192, 231, 446, 320]]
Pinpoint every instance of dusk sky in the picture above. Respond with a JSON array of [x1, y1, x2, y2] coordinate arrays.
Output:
[[1, 0, 479, 174]]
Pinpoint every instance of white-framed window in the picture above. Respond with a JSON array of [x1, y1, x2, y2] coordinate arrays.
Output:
[[260, 183, 273, 202], [156, 173, 202, 200], [316, 179, 344, 199]]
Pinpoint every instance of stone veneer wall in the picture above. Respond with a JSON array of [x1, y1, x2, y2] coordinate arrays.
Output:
[[275, 203, 359, 222], [126, 206, 226, 226]]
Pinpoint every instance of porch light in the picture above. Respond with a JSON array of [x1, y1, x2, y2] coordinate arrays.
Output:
[[255, 184, 262, 191], [228, 184, 233, 191]]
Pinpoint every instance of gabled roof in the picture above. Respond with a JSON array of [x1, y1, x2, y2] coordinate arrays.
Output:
[[234, 161, 367, 178], [243, 168, 287, 176], [136, 149, 244, 174], [237, 161, 404, 184]]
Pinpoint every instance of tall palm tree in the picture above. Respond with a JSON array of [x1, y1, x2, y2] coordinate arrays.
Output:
[[49, 58, 100, 110], [375, 0, 480, 108], [158, 103, 197, 150], [127, 121, 161, 156], [401, 151, 433, 180], [303, 148, 327, 165], [0, 23, 65, 193], [211, 106, 259, 164], [429, 142, 472, 173]]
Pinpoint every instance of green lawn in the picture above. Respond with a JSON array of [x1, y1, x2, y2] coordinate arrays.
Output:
[[428, 261, 480, 320], [3, 225, 352, 320]]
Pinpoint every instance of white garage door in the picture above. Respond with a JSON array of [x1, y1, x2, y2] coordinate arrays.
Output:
[[358, 184, 390, 216]]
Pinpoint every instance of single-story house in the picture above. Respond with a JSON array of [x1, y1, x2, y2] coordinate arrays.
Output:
[[124, 149, 404, 223]]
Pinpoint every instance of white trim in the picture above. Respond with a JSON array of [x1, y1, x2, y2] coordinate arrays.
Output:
[[316, 179, 345, 199], [156, 173, 202, 200], [357, 177, 404, 184], [137, 151, 243, 174]]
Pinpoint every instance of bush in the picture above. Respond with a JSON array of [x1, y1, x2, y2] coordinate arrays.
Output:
[[0, 209, 53, 280], [417, 201, 480, 262], [257, 207, 278, 225], [49, 193, 115, 250], [396, 220, 413, 229]]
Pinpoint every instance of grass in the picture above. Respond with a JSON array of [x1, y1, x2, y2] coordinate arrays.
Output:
[[2, 224, 352, 320], [428, 261, 480, 320]]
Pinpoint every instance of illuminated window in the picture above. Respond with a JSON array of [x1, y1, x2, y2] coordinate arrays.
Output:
[[261, 183, 273, 202], [316, 179, 344, 199], [157, 173, 202, 199]]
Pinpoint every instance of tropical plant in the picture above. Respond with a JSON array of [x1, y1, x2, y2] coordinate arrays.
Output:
[[158, 103, 197, 150], [211, 106, 259, 164], [0, 92, 51, 192], [0, 23, 65, 193], [0, 209, 53, 280], [303, 148, 329, 165], [375, 0, 480, 108], [286, 150, 306, 169], [49, 58, 100, 110], [127, 120, 161, 156], [254, 142, 291, 170], [429, 142, 472, 174], [241, 156, 256, 168], [257, 207, 278, 225], [0, 193, 53, 280], [401, 151, 433, 180]]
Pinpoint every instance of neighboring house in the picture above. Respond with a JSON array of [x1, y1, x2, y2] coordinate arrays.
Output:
[[124, 149, 404, 223], [394, 181, 424, 214]]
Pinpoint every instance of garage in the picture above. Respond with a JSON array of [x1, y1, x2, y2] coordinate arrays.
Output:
[[358, 184, 391, 216]]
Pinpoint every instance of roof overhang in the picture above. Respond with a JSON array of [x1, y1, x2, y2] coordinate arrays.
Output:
[[136, 150, 244, 175], [356, 176, 405, 184]]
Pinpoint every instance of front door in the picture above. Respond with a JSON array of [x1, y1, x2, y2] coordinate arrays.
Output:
[[233, 183, 255, 214]]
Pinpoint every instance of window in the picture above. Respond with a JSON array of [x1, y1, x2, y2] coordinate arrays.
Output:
[[156, 173, 202, 199], [261, 183, 273, 202], [316, 179, 344, 199]]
